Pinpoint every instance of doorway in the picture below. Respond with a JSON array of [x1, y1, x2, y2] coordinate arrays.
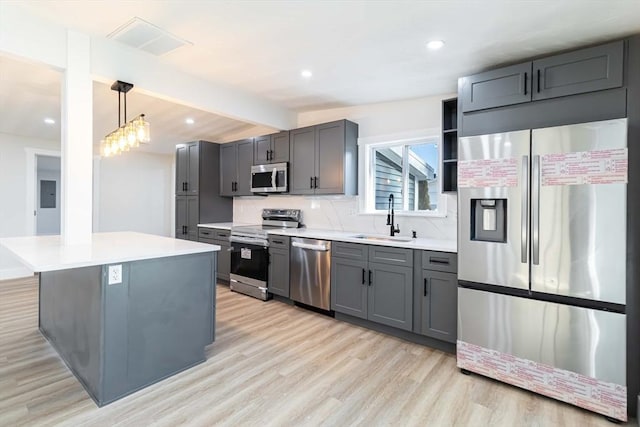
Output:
[[35, 155, 61, 235]]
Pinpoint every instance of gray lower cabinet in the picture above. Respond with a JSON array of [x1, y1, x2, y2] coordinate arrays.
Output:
[[268, 235, 290, 297], [331, 242, 413, 331], [331, 257, 368, 319], [420, 269, 457, 343], [199, 228, 230, 282], [415, 250, 458, 344], [176, 195, 198, 241]]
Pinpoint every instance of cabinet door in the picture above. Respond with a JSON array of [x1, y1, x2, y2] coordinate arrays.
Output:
[[331, 257, 368, 319], [315, 121, 345, 194], [187, 142, 200, 195], [175, 145, 189, 195], [235, 139, 254, 196], [175, 196, 188, 240], [421, 270, 457, 343], [219, 143, 237, 197], [532, 40, 623, 101], [368, 263, 413, 331], [253, 135, 271, 165], [271, 131, 290, 163], [217, 239, 231, 282], [268, 248, 290, 297], [289, 127, 316, 195], [460, 62, 532, 112], [186, 196, 199, 241]]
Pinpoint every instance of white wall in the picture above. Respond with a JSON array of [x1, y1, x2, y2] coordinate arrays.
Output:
[[0, 133, 59, 279], [94, 151, 173, 237], [234, 94, 458, 240]]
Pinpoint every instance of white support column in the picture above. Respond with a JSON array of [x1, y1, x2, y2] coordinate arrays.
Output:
[[61, 31, 93, 245]]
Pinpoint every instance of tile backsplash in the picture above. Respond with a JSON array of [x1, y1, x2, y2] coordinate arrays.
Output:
[[233, 194, 457, 240]]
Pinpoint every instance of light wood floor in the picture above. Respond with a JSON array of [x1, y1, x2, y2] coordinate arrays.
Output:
[[0, 275, 632, 426]]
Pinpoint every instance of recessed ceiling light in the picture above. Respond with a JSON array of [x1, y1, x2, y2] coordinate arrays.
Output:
[[185, 118, 195, 125], [301, 69, 313, 79], [44, 118, 55, 124], [427, 40, 445, 50]]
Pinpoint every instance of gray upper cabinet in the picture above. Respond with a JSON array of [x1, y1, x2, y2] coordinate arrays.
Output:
[[271, 131, 290, 164], [219, 143, 237, 197], [290, 120, 358, 196], [460, 62, 532, 112], [532, 40, 624, 101], [253, 135, 271, 165], [175, 144, 188, 196], [236, 139, 253, 195], [219, 139, 254, 196], [331, 242, 412, 331], [175, 141, 232, 241], [254, 131, 290, 165], [420, 269, 457, 343], [290, 126, 316, 195], [460, 40, 625, 113]]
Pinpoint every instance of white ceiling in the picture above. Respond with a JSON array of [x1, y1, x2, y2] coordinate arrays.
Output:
[[2, 1, 640, 153]]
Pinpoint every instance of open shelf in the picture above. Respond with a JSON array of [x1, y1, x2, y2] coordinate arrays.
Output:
[[441, 98, 458, 192]]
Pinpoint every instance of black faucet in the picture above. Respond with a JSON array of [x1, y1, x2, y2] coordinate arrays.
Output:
[[386, 194, 400, 236]]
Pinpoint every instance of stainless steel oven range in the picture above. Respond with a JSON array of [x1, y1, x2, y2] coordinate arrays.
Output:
[[229, 209, 301, 300]]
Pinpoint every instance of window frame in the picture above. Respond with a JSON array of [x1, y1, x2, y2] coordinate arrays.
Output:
[[358, 130, 447, 217]]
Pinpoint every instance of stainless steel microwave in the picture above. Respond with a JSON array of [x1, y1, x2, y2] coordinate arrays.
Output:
[[250, 162, 287, 193]]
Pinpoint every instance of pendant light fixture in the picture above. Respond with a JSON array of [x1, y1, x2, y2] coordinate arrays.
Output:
[[101, 80, 150, 157]]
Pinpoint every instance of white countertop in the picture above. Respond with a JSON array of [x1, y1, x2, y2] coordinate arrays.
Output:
[[198, 223, 456, 253], [0, 232, 220, 272]]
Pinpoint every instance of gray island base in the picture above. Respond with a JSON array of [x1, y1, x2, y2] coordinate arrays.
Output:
[[39, 252, 216, 406]]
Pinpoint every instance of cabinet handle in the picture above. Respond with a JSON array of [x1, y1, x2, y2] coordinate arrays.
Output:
[[537, 69, 541, 93], [272, 240, 284, 244], [362, 268, 366, 285], [270, 150, 274, 160], [314, 176, 318, 189], [429, 257, 450, 265], [185, 182, 188, 192], [310, 177, 314, 189], [424, 278, 428, 296], [201, 231, 210, 235], [523, 72, 527, 95], [368, 270, 372, 286], [183, 225, 187, 235], [266, 150, 270, 161]]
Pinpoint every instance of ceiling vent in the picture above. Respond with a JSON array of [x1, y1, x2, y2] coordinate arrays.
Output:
[[107, 17, 192, 56]]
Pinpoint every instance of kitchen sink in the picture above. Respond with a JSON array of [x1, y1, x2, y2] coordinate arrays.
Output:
[[351, 234, 413, 243]]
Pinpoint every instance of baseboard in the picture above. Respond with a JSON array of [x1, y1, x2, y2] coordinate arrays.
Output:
[[0, 267, 34, 281]]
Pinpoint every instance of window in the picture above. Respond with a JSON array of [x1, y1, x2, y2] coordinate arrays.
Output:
[[363, 136, 443, 215]]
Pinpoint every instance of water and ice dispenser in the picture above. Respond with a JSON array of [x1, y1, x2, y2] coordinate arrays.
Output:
[[471, 199, 507, 243]]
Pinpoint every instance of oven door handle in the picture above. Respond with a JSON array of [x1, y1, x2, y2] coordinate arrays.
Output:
[[229, 236, 269, 247], [292, 241, 329, 251]]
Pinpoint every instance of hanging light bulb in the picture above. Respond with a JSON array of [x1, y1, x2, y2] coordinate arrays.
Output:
[[102, 81, 151, 157]]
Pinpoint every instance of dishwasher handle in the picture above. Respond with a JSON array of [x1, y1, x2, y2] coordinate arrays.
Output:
[[292, 241, 330, 251]]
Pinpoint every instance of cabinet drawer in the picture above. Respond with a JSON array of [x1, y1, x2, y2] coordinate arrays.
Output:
[[201, 229, 229, 240], [268, 235, 290, 250], [198, 236, 217, 245], [369, 246, 413, 267], [421, 251, 457, 274], [332, 241, 368, 261]]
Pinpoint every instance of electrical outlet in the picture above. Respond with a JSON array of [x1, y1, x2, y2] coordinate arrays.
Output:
[[108, 264, 122, 285]]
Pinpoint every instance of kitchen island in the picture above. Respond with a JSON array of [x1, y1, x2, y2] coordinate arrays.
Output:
[[0, 232, 218, 406]]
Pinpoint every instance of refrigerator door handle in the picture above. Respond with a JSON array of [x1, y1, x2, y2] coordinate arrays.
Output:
[[532, 155, 540, 265], [521, 155, 529, 264]]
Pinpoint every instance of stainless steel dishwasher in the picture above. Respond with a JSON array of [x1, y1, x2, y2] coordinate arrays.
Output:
[[290, 237, 331, 310]]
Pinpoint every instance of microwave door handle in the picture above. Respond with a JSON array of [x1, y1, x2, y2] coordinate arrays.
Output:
[[272, 168, 277, 190]]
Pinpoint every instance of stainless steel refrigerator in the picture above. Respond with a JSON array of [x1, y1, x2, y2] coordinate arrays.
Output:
[[457, 118, 628, 421]]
